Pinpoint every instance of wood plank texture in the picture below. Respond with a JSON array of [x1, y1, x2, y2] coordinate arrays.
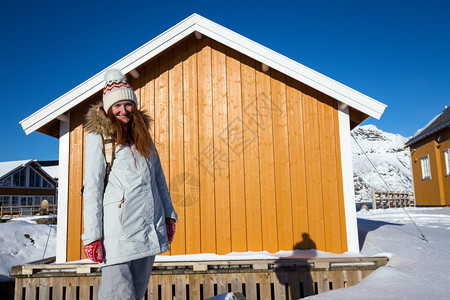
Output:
[[67, 106, 84, 261], [183, 37, 201, 254], [13, 259, 385, 300], [169, 43, 186, 255], [226, 48, 247, 252], [302, 85, 326, 250], [271, 70, 293, 250], [256, 65, 278, 253], [66, 36, 350, 258], [211, 40, 231, 254], [197, 37, 216, 254], [241, 55, 263, 252], [286, 78, 309, 249], [318, 94, 342, 252]]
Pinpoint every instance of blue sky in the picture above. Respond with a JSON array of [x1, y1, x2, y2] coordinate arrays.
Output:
[[1, 0, 449, 161]]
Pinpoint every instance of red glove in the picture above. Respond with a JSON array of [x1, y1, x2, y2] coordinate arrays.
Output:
[[165, 218, 176, 244], [84, 239, 104, 263]]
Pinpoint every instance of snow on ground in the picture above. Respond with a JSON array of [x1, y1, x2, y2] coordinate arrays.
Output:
[[0, 217, 56, 282], [309, 207, 450, 299], [1, 208, 450, 300]]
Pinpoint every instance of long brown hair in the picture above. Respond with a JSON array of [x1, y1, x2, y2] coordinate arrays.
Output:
[[107, 103, 154, 160]]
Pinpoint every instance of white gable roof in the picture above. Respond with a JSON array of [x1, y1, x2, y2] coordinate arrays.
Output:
[[0, 160, 58, 182], [0, 160, 34, 179], [20, 14, 386, 135]]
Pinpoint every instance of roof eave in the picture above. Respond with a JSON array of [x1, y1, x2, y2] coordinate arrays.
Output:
[[20, 13, 386, 136], [404, 123, 450, 148], [0, 160, 34, 180]]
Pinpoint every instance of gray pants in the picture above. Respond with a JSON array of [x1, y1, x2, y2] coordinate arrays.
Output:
[[98, 256, 155, 300]]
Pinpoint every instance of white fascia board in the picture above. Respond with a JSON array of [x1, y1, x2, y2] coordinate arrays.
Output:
[[0, 160, 34, 179], [20, 15, 200, 135], [20, 14, 386, 135], [193, 16, 386, 119]]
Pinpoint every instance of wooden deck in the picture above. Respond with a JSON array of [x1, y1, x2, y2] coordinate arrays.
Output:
[[12, 256, 388, 299]]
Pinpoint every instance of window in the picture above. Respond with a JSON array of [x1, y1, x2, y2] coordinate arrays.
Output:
[[444, 149, 450, 176], [1, 195, 56, 207], [0, 196, 11, 206], [42, 178, 53, 188], [29, 168, 35, 187], [29, 168, 45, 188], [12, 168, 27, 187], [0, 176, 11, 187], [3, 166, 54, 189], [420, 155, 431, 180]]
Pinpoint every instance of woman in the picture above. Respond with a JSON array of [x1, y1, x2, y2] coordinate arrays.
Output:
[[82, 69, 177, 300]]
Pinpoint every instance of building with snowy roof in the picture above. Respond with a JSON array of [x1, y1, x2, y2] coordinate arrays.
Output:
[[0, 160, 58, 211], [405, 106, 450, 206], [20, 14, 386, 263]]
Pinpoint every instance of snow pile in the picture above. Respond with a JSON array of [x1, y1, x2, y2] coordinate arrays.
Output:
[[351, 125, 413, 202], [0, 218, 56, 282], [310, 207, 450, 299]]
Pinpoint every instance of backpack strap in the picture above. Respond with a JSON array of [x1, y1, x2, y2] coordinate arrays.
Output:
[[101, 135, 116, 190], [81, 134, 116, 197]]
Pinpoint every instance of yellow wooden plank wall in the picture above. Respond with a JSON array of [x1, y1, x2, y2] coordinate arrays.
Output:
[[241, 55, 263, 251], [67, 35, 348, 261], [197, 37, 216, 253], [410, 135, 450, 206]]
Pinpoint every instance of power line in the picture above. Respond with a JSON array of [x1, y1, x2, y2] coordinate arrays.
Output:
[[351, 133, 429, 243]]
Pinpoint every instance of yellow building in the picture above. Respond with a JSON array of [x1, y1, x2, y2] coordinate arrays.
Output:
[[405, 107, 450, 206], [20, 14, 386, 263]]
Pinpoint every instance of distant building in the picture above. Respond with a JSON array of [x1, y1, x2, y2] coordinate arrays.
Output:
[[0, 160, 58, 208], [405, 107, 450, 206]]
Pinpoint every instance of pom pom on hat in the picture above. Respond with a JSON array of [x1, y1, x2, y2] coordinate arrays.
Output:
[[102, 69, 137, 113], [104, 69, 126, 83]]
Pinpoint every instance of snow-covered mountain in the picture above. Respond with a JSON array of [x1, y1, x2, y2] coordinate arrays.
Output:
[[351, 124, 413, 202]]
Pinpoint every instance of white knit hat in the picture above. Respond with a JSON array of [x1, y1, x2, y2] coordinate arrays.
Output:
[[102, 69, 137, 113]]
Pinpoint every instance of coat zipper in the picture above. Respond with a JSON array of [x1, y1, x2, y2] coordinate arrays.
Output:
[[128, 145, 137, 169], [119, 145, 136, 227]]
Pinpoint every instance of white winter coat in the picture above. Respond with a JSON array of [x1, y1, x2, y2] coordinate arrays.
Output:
[[81, 105, 177, 266]]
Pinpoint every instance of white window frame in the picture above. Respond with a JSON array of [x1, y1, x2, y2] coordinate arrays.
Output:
[[0, 195, 55, 206], [420, 155, 431, 180], [444, 149, 450, 176], [0, 196, 11, 206]]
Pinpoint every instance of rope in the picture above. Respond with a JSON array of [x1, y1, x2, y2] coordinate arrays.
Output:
[[351, 133, 429, 242], [42, 220, 54, 259]]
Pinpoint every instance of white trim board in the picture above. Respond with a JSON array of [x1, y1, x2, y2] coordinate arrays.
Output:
[[338, 104, 359, 252], [55, 112, 70, 263], [20, 14, 386, 136]]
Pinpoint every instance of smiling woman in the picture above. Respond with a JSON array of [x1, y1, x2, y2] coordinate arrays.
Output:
[[82, 69, 178, 299]]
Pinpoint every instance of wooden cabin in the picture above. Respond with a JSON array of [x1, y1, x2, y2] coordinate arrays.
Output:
[[0, 160, 57, 214], [20, 14, 386, 263], [404, 106, 450, 206]]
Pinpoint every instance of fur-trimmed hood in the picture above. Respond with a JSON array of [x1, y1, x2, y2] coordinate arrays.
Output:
[[84, 102, 152, 138]]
